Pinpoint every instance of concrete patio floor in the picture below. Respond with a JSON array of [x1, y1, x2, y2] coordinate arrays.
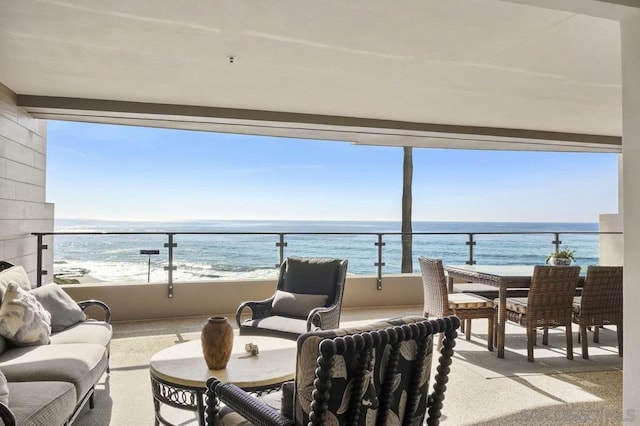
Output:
[[73, 306, 623, 425]]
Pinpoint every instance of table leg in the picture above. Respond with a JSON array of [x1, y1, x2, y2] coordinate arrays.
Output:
[[498, 282, 506, 358], [196, 390, 205, 426]]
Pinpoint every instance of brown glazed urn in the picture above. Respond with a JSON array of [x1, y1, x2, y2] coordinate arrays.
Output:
[[201, 316, 234, 369]]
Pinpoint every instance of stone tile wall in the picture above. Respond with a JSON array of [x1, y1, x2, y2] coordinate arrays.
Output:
[[0, 83, 53, 284]]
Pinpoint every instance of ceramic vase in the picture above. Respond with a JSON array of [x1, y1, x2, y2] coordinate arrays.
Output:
[[201, 316, 234, 369], [549, 257, 572, 266]]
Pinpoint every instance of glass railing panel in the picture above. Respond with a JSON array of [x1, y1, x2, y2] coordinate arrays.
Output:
[[283, 234, 378, 275], [54, 233, 169, 284], [171, 234, 279, 282]]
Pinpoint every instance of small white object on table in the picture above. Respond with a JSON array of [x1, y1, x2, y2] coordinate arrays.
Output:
[[149, 334, 297, 426]]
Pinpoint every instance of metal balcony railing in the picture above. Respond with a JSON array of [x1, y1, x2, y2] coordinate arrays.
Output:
[[32, 230, 622, 297]]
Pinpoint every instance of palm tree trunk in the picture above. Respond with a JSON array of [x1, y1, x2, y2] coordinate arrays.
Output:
[[401, 146, 413, 273]]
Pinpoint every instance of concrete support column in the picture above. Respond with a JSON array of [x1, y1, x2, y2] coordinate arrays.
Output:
[[599, 154, 623, 266], [621, 10, 640, 421]]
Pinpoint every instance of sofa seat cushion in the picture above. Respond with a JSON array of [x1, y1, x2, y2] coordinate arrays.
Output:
[[0, 343, 107, 399], [241, 316, 309, 339], [49, 320, 112, 346], [7, 381, 76, 426]]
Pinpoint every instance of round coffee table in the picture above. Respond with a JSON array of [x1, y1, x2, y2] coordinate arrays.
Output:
[[149, 335, 297, 426]]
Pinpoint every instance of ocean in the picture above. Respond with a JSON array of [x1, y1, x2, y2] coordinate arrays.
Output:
[[52, 219, 600, 283]]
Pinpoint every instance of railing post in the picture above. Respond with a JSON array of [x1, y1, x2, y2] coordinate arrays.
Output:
[[164, 233, 177, 298], [275, 234, 287, 267], [552, 233, 562, 253], [374, 234, 385, 290], [465, 233, 476, 265], [35, 233, 48, 287]]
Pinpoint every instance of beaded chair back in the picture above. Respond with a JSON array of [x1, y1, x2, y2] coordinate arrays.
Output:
[[294, 316, 459, 426], [579, 266, 623, 325], [418, 257, 449, 318]]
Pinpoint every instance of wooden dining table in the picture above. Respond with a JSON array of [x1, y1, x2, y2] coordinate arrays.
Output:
[[443, 264, 584, 358]]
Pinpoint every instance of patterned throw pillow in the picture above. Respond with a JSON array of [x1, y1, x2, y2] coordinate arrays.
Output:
[[0, 282, 51, 346]]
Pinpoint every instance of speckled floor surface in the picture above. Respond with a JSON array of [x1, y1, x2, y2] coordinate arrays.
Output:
[[73, 306, 623, 425]]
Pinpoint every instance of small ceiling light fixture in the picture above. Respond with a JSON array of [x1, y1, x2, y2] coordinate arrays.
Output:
[[227, 55, 236, 64]]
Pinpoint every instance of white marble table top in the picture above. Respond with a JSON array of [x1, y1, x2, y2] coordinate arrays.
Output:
[[150, 334, 297, 389]]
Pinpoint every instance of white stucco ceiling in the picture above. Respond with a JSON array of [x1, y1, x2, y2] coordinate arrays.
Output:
[[0, 0, 629, 151]]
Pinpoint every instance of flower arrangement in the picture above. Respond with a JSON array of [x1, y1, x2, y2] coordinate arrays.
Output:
[[546, 246, 576, 265]]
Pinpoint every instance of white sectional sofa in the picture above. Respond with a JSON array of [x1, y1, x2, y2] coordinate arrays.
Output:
[[0, 262, 112, 426]]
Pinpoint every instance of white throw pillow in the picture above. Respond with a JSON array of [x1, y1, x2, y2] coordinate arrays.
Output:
[[0, 266, 32, 299], [0, 282, 51, 346], [271, 290, 328, 318]]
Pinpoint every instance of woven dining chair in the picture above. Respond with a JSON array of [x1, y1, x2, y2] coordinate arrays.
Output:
[[496, 265, 581, 362], [572, 265, 623, 359], [419, 257, 495, 351]]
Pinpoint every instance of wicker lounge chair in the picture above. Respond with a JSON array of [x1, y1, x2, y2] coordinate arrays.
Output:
[[419, 257, 495, 350], [205, 315, 460, 426], [572, 265, 623, 359], [497, 265, 581, 362], [236, 257, 348, 340]]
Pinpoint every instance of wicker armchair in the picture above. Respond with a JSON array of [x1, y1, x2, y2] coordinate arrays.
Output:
[[572, 266, 623, 359], [236, 257, 348, 340], [419, 257, 495, 350], [497, 265, 581, 362], [206, 316, 460, 426]]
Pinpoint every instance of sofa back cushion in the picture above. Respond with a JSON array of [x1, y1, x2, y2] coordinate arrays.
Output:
[[31, 284, 87, 333], [0, 265, 32, 299]]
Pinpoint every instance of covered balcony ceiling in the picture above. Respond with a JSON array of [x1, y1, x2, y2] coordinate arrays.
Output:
[[0, 0, 631, 152]]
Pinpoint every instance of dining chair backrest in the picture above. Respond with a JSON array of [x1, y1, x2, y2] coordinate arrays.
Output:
[[579, 266, 623, 324], [418, 257, 449, 317], [527, 265, 581, 323]]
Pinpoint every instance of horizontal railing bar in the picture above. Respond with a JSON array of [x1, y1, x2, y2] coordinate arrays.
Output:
[[32, 231, 622, 236]]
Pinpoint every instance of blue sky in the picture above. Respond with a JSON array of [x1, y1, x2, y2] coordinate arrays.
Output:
[[46, 121, 619, 222]]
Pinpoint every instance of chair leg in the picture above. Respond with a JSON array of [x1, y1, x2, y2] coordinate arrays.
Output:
[[487, 315, 494, 352], [542, 327, 549, 346], [465, 319, 472, 340], [437, 332, 444, 351], [527, 326, 535, 362], [580, 324, 589, 359], [493, 311, 498, 345], [617, 323, 623, 357], [566, 323, 574, 360]]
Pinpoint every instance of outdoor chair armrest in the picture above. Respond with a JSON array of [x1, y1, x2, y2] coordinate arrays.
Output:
[[206, 377, 294, 426], [235, 298, 275, 327], [0, 402, 16, 426], [77, 300, 112, 323], [307, 304, 341, 331]]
